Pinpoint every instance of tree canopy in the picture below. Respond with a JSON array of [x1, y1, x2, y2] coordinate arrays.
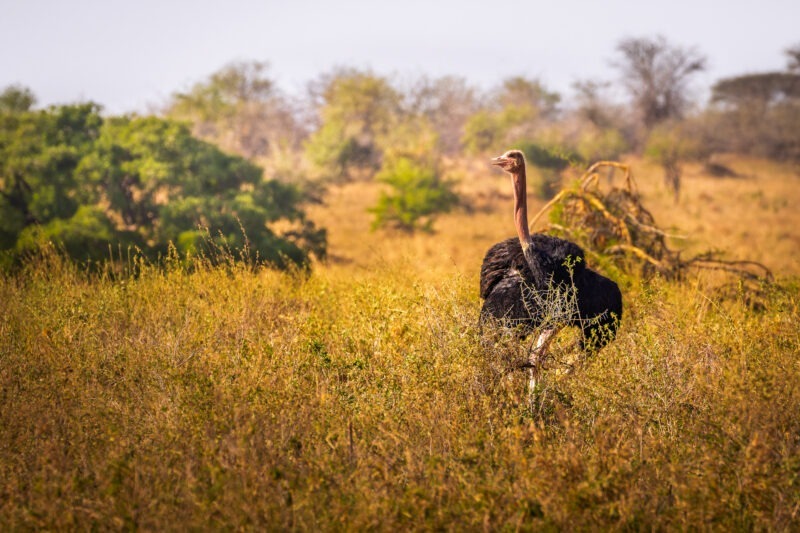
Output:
[[705, 53, 800, 161], [166, 61, 304, 160], [461, 77, 561, 155], [711, 72, 800, 107], [0, 100, 325, 268], [304, 69, 402, 182], [0, 85, 36, 114]]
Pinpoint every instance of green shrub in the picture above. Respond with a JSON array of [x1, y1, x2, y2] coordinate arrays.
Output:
[[370, 157, 458, 232], [0, 102, 325, 269], [516, 142, 582, 199]]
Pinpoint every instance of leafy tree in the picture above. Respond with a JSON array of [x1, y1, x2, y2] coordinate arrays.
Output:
[[496, 77, 560, 120], [369, 115, 456, 232], [166, 61, 303, 160], [613, 36, 706, 138], [379, 115, 440, 163], [573, 126, 628, 163], [0, 98, 325, 268], [462, 110, 503, 154], [0, 102, 102, 252], [0, 85, 36, 113], [707, 49, 800, 161], [403, 75, 480, 155], [528, 80, 630, 173], [518, 143, 577, 171], [462, 106, 542, 154], [572, 80, 622, 130], [461, 77, 560, 154], [305, 69, 401, 181]]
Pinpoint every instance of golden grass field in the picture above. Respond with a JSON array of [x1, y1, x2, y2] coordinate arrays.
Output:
[[1, 156, 799, 529]]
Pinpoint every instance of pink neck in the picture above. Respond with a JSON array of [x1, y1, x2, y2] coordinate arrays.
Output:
[[512, 167, 531, 249]]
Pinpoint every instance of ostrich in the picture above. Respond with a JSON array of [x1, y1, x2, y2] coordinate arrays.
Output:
[[480, 149, 622, 392]]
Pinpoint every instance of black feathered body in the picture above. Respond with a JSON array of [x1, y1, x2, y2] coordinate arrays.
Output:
[[480, 235, 622, 349]]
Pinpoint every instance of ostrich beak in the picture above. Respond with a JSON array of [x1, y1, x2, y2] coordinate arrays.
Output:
[[491, 156, 509, 167]]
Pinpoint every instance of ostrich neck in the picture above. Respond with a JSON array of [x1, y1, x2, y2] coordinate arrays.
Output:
[[511, 167, 543, 282], [512, 168, 533, 250]]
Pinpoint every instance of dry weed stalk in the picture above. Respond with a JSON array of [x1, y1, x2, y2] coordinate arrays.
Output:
[[529, 161, 773, 289]]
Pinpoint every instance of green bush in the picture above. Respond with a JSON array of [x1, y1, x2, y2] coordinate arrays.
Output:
[[0, 100, 325, 269], [515, 142, 582, 199], [370, 157, 458, 232]]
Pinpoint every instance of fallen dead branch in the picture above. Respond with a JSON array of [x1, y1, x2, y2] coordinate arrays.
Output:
[[529, 161, 773, 295]]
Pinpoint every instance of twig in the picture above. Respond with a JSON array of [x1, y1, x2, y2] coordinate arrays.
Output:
[[606, 244, 665, 268]]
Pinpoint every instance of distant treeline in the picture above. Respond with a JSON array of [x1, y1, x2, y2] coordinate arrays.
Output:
[[2, 36, 799, 266]]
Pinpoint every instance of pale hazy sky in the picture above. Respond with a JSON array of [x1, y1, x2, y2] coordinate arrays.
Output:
[[1, 0, 797, 114]]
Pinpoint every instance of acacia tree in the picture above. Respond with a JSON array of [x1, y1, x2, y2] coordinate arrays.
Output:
[[712, 73, 800, 108], [708, 48, 800, 160], [612, 36, 706, 200], [613, 36, 706, 136]]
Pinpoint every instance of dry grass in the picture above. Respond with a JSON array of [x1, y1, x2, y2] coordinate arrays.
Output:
[[312, 154, 800, 277], [1, 156, 800, 530], [632, 154, 800, 275]]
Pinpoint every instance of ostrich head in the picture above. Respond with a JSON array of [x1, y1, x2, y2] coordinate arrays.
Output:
[[491, 150, 526, 174], [492, 149, 532, 249]]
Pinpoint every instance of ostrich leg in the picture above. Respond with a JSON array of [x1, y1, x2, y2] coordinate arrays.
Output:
[[528, 328, 560, 395]]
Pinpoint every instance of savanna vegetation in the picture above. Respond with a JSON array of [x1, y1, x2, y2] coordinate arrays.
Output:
[[1, 36, 800, 530]]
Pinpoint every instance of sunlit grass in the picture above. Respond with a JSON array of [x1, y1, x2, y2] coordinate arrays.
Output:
[[1, 156, 799, 529]]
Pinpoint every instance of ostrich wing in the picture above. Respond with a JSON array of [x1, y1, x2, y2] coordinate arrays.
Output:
[[528, 233, 587, 285], [480, 235, 587, 299], [480, 238, 527, 299]]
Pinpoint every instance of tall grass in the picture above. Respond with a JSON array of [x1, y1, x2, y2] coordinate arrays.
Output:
[[2, 242, 798, 529]]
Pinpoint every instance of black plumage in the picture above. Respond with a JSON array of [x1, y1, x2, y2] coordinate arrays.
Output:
[[480, 236, 621, 349], [479, 150, 622, 353]]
